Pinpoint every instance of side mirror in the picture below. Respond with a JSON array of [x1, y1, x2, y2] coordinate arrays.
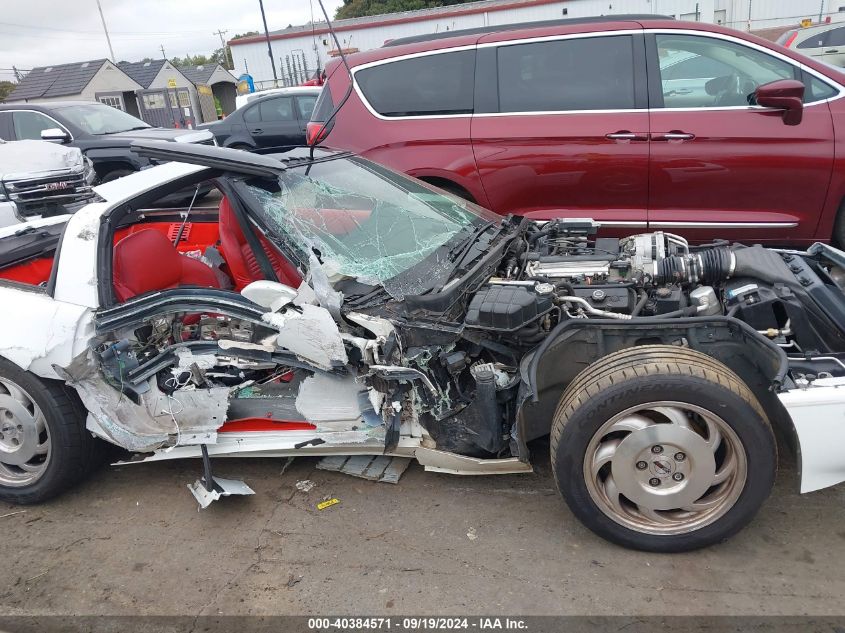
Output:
[[40, 128, 70, 143], [241, 279, 298, 312], [755, 79, 805, 126]]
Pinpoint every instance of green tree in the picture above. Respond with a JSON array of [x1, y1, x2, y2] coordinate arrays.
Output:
[[170, 53, 213, 67], [335, 0, 472, 19], [0, 81, 16, 104]]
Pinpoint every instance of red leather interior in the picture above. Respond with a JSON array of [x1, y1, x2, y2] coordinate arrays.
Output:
[[293, 208, 372, 235], [217, 197, 301, 291], [113, 229, 221, 302]]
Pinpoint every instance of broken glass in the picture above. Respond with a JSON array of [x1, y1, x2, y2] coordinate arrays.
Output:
[[242, 157, 500, 299]]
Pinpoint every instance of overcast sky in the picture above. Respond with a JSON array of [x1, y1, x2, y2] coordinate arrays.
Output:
[[0, 0, 344, 81]]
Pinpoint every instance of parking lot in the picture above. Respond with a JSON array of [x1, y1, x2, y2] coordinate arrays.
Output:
[[2, 445, 844, 617]]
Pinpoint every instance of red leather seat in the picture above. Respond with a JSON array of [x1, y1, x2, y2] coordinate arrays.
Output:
[[218, 196, 301, 291], [113, 229, 221, 302]]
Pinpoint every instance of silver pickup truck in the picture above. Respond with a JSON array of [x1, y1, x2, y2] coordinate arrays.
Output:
[[0, 139, 96, 228]]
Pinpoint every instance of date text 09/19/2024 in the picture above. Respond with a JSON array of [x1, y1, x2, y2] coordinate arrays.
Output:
[[307, 617, 529, 630]]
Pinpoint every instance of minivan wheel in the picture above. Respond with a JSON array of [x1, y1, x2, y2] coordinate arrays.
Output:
[[550, 346, 776, 552], [0, 358, 96, 505]]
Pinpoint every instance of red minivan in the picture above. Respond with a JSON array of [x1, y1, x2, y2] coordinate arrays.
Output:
[[309, 15, 845, 245]]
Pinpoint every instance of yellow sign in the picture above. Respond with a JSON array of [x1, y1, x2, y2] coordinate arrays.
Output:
[[801, 18, 812, 28], [317, 498, 340, 510], [167, 78, 177, 88]]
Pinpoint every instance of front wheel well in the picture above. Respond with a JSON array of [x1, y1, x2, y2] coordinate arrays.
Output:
[[517, 319, 793, 454], [417, 176, 476, 203], [94, 162, 137, 181]]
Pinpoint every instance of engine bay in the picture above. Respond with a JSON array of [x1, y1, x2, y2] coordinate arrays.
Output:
[[82, 217, 845, 461]]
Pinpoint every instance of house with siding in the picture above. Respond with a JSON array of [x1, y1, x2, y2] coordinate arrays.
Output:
[[118, 59, 204, 127], [177, 64, 238, 119], [5, 59, 142, 117]]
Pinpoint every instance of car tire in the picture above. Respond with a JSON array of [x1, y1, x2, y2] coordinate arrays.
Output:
[[0, 358, 98, 505], [550, 345, 776, 552], [100, 169, 134, 184]]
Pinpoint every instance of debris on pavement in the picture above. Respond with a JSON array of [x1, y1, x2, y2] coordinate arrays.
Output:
[[317, 497, 340, 510], [0, 510, 26, 520], [467, 527, 478, 541], [295, 480, 315, 492], [280, 457, 295, 476], [286, 573, 303, 588], [316, 455, 411, 484]]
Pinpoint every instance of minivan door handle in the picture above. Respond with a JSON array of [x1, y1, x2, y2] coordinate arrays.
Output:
[[825, 49, 840, 54], [606, 131, 648, 141], [652, 132, 695, 141]]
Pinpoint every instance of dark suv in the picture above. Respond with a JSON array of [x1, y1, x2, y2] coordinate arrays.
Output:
[[0, 101, 213, 183], [310, 15, 845, 245]]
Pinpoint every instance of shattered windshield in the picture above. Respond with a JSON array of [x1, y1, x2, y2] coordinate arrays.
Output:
[[241, 156, 501, 298]]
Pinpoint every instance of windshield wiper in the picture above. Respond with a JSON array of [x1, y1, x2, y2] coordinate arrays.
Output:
[[99, 126, 150, 135], [449, 221, 499, 270]]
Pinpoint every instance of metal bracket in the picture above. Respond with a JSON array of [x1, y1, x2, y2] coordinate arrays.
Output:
[[188, 444, 255, 509]]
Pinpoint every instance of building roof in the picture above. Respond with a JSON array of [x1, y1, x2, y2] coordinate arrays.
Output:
[[178, 64, 218, 84], [228, 0, 565, 45], [7, 59, 108, 101], [117, 59, 167, 88]]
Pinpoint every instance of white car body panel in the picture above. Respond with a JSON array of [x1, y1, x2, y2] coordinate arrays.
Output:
[[778, 377, 845, 493]]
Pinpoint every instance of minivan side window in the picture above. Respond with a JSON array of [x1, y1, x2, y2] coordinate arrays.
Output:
[[355, 50, 475, 117], [655, 34, 806, 108], [496, 35, 637, 112]]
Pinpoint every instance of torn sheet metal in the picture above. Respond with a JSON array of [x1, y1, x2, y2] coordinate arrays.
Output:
[[188, 476, 254, 509], [295, 373, 366, 423], [0, 291, 92, 378], [63, 352, 229, 452], [262, 304, 348, 370]]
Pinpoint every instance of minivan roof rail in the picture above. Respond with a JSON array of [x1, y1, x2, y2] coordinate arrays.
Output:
[[383, 14, 675, 47]]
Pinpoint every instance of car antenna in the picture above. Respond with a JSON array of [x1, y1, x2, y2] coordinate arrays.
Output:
[[173, 184, 200, 247], [309, 0, 355, 161]]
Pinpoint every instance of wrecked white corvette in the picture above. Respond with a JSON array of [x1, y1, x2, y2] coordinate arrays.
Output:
[[1, 141, 844, 552]]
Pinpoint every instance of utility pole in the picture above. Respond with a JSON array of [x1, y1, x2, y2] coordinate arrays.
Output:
[[213, 29, 231, 69], [747, 0, 752, 31], [160, 44, 167, 59], [819, 0, 825, 24], [258, 0, 279, 87], [95, 0, 116, 62]]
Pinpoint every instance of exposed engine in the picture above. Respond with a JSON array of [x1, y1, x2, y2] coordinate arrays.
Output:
[[461, 219, 845, 356]]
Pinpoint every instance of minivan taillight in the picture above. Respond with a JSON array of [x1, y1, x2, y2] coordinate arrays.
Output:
[[307, 83, 335, 145], [306, 121, 331, 145]]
